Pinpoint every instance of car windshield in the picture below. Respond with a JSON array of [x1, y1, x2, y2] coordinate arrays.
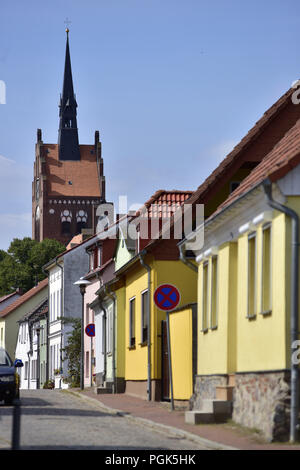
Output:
[[0, 348, 13, 367]]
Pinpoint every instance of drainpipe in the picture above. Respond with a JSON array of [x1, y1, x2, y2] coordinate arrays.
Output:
[[105, 286, 117, 393], [263, 179, 299, 443], [179, 244, 198, 273], [55, 259, 64, 376], [139, 249, 152, 401], [98, 296, 107, 385]]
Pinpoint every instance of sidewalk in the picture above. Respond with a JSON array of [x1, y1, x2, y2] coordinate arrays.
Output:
[[74, 389, 300, 450]]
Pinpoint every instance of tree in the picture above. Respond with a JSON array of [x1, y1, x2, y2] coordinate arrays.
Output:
[[0, 237, 65, 295], [60, 317, 81, 388]]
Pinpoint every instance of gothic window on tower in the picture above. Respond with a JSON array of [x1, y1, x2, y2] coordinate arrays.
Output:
[[35, 178, 40, 201], [76, 210, 87, 234], [61, 210, 72, 236]]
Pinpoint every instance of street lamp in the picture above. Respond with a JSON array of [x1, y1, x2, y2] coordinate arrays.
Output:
[[74, 277, 91, 390]]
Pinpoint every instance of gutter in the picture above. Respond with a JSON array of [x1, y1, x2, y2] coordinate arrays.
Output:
[[263, 178, 299, 443], [104, 285, 117, 393], [139, 250, 152, 402], [98, 296, 107, 384], [178, 244, 198, 272]]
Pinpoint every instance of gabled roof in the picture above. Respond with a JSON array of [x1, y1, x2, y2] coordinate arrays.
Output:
[[186, 86, 295, 206], [0, 291, 20, 304], [213, 118, 300, 217], [137, 189, 193, 218], [0, 278, 48, 318], [19, 298, 48, 324]]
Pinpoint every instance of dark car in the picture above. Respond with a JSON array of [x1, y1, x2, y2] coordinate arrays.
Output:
[[0, 348, 23, 405]]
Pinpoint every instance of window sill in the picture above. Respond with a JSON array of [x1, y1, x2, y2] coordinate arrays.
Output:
[[260, 310, 272, 316], [128, 345, 136, 351], [210, 325, 218, 331], [139, 341, 148, 347], [246, 314, 257, 320], [201, 328, 209, 334]]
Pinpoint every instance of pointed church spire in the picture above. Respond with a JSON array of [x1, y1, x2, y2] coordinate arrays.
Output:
[[58, 29, 80, 160]]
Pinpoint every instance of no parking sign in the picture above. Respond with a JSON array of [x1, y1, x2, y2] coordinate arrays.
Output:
[[153, 284, 180, 312]]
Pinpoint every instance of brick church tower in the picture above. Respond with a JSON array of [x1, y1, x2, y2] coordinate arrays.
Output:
[[32, 30, 106, 245]]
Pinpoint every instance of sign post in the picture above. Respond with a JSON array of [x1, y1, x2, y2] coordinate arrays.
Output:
[[85, 323, 95, 388], [153, 284, 180, 410]]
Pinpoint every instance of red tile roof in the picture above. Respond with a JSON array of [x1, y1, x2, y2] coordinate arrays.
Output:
[[0, 278, 48, 318], [42, 144, 101, 197], [137, 190, 193, 218]]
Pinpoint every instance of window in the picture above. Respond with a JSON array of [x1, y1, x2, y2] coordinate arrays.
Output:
[[89, 253, 94, 271], [141, 290, 148, 344], [53, 291, 56, 321], [129, 298, 136, 348], [61, 221, 71, 236], [210, 256, 218, 328], [202, 262, 209, 331], [97, 246, 102, 267], [24, 362, 28, 380], [86, 305, 90, 326], [261, 224, 272, 314], [247, 232, 257, 317], [230, 181, 240, 193]]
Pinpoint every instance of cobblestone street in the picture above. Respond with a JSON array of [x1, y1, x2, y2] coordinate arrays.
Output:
[[0, 390, 209, 450]]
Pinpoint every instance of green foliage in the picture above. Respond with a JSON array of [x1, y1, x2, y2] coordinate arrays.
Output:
[[60, 317, 81, 388], [0, 237, 65, 296]]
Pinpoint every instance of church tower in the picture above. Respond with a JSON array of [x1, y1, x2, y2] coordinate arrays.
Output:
[[32, 30, 106, 245]]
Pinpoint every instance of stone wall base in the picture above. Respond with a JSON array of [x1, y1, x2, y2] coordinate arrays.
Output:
[[190, 375, 228, 410], [233, 371, 292, 442], [192, 371, 296, 442]]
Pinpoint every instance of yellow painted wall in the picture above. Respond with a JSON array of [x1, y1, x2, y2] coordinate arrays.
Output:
[[125, 263, 149, 380], [197, 242, 237, 375], [236, 211, 287, 372], [169, 306, 193, 400], [197, 207, 293, 377], [115, 286, 126, 378], [124, 256, 197, 382]]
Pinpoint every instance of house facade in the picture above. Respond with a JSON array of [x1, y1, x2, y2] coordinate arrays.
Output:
[[15, 299, 48, 389], [181, 113, 300, 441]]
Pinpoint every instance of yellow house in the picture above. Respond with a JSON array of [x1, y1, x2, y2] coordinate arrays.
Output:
[[111, 190, 197, 401], [114, 245, 197, 401], [181, 117, 300, 442]]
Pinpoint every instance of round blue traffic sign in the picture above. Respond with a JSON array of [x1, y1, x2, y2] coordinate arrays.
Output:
[[85, 323, 95, 337], [153, 284, 180, 312]]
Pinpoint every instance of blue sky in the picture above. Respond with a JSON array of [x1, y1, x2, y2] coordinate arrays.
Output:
[[0, 0, 300, 249]]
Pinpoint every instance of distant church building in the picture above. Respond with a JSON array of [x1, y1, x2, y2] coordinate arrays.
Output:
[[32, 30, 106, 245]]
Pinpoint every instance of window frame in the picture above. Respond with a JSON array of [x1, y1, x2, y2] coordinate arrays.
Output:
[[129, 297, 136, 348], [201, 261, 209, 332], [210, 255, 218, 330], [260, 222, 272, 315], [141, 289, 149, 345], [247, 231, 257, 319]]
